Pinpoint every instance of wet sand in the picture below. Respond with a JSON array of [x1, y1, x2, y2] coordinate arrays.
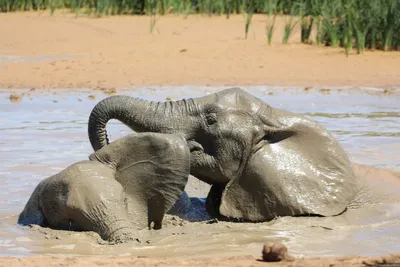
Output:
[[1, 12, 400, 89], [1, 12, 400, 267], [1, 253, 400, 267]]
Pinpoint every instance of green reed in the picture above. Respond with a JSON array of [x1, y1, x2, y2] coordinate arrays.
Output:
[[294, 0, 399, 52], [265, 0, 277, 45], [282, 4, 298, 44], [243, 0, 255, 39], [148, 0, 157, 32]]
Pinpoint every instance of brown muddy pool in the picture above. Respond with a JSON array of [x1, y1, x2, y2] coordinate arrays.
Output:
[[0, 86, 399, 258]]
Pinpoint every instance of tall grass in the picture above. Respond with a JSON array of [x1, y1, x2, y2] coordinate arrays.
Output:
[[1, 0, 399, 52], [265, 0, 277, 45], [289, 0, 400, 52], [243, 0, 255, 39], [282, 4, 299, 44], [148, 0, 157, 32]]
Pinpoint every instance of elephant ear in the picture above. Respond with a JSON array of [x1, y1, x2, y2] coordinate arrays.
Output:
[[212, 114, 358, 222], [89, 133, 190, 229]]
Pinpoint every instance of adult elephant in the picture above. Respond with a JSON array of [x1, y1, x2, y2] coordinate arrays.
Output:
[[88, 88, 358, 222], [18, 133, 190, 243]]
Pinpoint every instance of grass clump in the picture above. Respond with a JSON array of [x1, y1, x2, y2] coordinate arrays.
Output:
[[295, 0, 400, 52], [279, 0, 400, 52]]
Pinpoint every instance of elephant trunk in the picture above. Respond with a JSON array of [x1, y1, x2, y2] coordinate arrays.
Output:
[[88, 95, 197, 151], [102, 224, 139, 244], [91, 206, 140, 244]]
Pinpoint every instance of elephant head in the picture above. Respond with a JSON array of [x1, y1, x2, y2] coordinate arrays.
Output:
[[87, 88, 358, 221], [18, 132, 190, 243]]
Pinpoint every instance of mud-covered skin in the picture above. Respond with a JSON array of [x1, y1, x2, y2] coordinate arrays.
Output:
[[88, 87, 358, 222], [18, 133, 190, 243], [173, 164, 400, 222]]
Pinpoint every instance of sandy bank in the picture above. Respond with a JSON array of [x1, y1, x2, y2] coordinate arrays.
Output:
[[1, 12, 400, 89], [1, 254, 399, 267]]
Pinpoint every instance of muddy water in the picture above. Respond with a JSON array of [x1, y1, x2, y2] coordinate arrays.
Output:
[[0, 86, 399, 258]]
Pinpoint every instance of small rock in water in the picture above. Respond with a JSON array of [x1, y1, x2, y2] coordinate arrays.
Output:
[[383, 89, 392, 95], [9, 93, 22, 103], [104, 87, 116, 95], [261, 242, 294, 262], [319, 88, 331, 94], [88, 95, 96, 100]]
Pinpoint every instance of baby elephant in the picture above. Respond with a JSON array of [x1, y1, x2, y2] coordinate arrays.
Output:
[[18, 132, 190, 244]]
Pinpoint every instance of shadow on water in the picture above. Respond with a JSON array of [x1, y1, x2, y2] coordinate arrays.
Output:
[[0, 86, 399, 258]]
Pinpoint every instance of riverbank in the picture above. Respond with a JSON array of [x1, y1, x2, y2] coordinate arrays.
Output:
[[1, 12, 400, 90], [1, 253, 400, 267]]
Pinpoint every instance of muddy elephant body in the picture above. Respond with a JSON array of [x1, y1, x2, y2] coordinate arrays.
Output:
[[87, 88, 358, 222], [18, 133, 190, 243]]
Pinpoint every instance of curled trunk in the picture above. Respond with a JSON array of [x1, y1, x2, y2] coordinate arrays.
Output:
[[88, 95, 195, 151]]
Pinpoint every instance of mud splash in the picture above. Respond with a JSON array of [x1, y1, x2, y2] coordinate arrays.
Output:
[[0, 86, 399, 258]]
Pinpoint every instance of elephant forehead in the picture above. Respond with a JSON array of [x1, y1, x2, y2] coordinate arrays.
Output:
[[203, 106, 258, 124], [213, 111, 264, 137], [214, 88, 265, 112], [124, 132, 187, 149], [101, 132, 190, 168], [57, 161, 123, 205], [213, 103, 258, 115]]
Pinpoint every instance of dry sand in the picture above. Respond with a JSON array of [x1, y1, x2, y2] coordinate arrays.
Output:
[[1, 11, 400, 89], [1, 11, 400, 267]]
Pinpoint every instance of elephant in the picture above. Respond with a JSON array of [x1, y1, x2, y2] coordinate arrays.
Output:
[[18, 132, 190, 243], [87, 87, 358, 222]]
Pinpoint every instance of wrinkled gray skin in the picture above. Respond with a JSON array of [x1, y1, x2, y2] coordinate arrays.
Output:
[[18, 133, 190, 243], [88, 88, 358, 222]]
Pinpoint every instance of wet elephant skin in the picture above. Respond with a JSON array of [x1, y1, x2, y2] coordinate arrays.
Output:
[[18, 132, 190, 243], [87, 88, 358, 222]]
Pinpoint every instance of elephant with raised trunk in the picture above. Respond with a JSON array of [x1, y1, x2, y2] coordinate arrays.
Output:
[[88, 88, 358, 222], [18, 132, 190, 243]]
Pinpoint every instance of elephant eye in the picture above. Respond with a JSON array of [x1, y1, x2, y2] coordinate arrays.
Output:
[[205, 113, 217, 125]]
